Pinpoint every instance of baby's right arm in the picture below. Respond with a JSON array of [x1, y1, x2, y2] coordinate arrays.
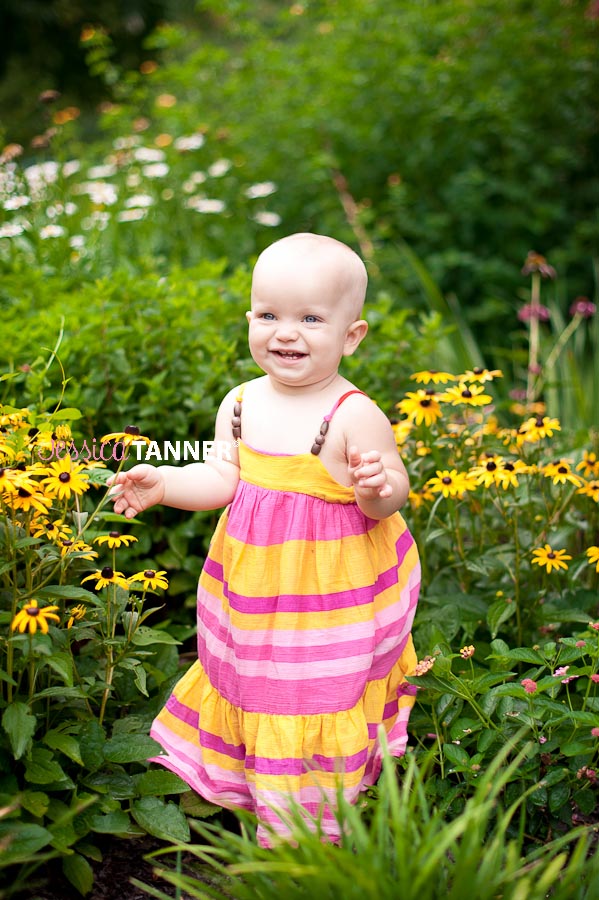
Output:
[[108, 390, 240, 518]]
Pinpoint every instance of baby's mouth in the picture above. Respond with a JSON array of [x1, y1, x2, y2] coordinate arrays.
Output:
[[273, 350, 307, 359]]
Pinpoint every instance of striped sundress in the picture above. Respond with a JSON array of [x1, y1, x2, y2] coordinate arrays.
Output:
[[150, 389, 421, 845]]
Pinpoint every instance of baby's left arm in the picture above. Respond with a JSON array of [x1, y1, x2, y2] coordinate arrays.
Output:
[[345, 400, 410, 519]]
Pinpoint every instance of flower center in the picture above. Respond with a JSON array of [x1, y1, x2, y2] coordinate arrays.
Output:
[[473, 367, 483, 375], [26, 606, 40, 617], [59, 472, 71, 483], [143, 569, 156, 578], [535, 417, 544, 427], [547, 552, 556, 559], [421, 399, 431, 408], [504, 463, 515, 471], [558, 466, 567, 474], [125, 425, 141, 435], [486, 461, 497, 471], [109, 530, 120, 538], [18, 488, 31, 497], [442, 477, 452, 485], [461, 389, 472, 399], [101, 566, 114, 579]]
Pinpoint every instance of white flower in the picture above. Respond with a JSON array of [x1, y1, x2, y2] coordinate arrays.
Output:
[[113, 136, 141, 150], [69, 235, 85, 249], [117, 208, 147, 222], [133, 147, 165, 163], [81, 211, 110, 231], [185, 197, 226, 213], [183, 172, 207, 193], [3, 195, 30, 210], [126, 173, 142, 188], [62, 160, 81, 178], [40, 224, 65, 239], [87, 164, 118, 179], [174, 134, 205, 151], [77, 182, 118, 205], [65, 202, 78, 215], [0, 222, 25, 238], [245, 181, 277, 199], [124, 194, 154, 208], [253, 211, 281, 227], [24, 161, 60, 186], [208, 159, 231, 177], [142, 163, 169, 178]]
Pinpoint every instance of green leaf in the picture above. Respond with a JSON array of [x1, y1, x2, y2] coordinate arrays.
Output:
[[134, 770, 189, 797], [82, 772, 137, 799], [133, 664, 148, 697], [37, 585, 94, 601], [561, 740, 592, 757], [62, 852, 94, 896], [548, 783, 570, 814], [43, 730, 84, 766], [486, 597, 516, 639], [180, 790, 220, 818], [131, 626, 180, 646], [2, 702, 37, 760], [131, 797, 190, 842], [89, 810, 131, 833], [79, 721, 106, 771], [45, 651, 74, 687], [0, 822, 53, 864], [50, 408, 83, 421], [103, 733, 164, 764], [442, 743, 470, 768], [20, 790, 50, 817], [24, 747, 68, 785], [503, 647, 547, 665]]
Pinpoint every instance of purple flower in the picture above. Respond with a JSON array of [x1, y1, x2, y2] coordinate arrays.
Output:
[[518, 303, 551, 323]]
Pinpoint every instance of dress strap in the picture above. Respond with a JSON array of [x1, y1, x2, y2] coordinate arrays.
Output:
[[310, 390, 367, 456], [231, 384, 246, 441]]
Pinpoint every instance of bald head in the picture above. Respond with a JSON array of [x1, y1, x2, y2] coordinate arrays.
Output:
[[251, 233, 368, 321]]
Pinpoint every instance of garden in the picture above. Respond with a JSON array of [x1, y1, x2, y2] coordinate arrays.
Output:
[[1, 1, 598, 897]]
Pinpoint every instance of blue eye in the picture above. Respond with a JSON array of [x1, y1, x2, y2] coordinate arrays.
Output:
[[260, 312, 276, 320], [303, 315, 319, 323]]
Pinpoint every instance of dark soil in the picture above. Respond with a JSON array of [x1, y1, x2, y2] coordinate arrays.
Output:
[[18, 837, 200, 900]]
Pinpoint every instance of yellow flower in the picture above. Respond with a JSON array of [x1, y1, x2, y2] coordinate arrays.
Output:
[[460, 645, 475, 659], [577, 480, 599, 503], [520, 416, 561, 443], [101, 425, 151, 447], [5, 487, 52, 515], [576, 451, 599, 479], [11, 599, 60, 634], [42, 457, 90, 500], [391, 420, 414, 447], [30, 517, 73, 542], [531, 544, 572, 574], [94, 531, 138, 549], [427, 469, 476, 498], [67, 604, 87, 628], [439, 383, 493, 407], [409, 370, 456, 385], [496, 459, 528, 489], [82, 567, 129, 590], [586, 546, 599, 573], [59, 539, 98, 560], [542, 460, 583, 488], [408, 486, 435, 509], [469, 454, 506, 489], [129, 569, 169, 591], [396, 390, 443, 427], [461, 368, 502, 383]]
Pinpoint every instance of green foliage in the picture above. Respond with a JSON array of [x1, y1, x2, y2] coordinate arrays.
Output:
[[134, 742, 599, 900]]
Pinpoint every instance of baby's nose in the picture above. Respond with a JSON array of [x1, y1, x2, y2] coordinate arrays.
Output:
[[275, 321, 300, 339]]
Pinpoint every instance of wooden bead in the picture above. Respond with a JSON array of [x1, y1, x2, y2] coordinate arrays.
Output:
[[232, 426, 241, 439], [232, 416, 241, 427], [311, 443, 322, 455], [233, 402, 241, 416], [314, 434, 325, 445], [320, 420, 329, 435]]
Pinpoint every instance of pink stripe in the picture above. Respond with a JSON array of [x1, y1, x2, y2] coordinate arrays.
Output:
[[245, 747, 367, 776], [226, 481, 379, 544]]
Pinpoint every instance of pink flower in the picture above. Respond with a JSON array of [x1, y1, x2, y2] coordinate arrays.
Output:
[[569, 296, 596, 318], [575, 640, 586, 648], [553, 666, 570, 677], [539, 736, 547, 744], [589, 622, 599, 631], [521, 678, 538, 694], [591, 727, 599, 738], [591, 674, 599, 683], [518, 303, 551, 323]]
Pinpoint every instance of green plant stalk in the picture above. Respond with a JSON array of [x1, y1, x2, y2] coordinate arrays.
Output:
[[511, 508, 523, 646], [526, 272, 541, 405], [532, 313, 583, 400]]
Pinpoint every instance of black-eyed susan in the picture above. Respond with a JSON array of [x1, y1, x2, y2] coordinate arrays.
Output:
[[409, 369, 455, 385], [59, 539, 97, 560], [129, 569, 169, 591], [461, 367, 503, 383], [521, 415, 561, 443], [94, 531, 138, 549], [531, 544, 572, 574], [586, 546, 599, 573], [101, 425, 151, 447], [408, 485, 435, 510], [497, 459, 528, 489], [6, 486, 52, 515], [11, 599, 60, 634], [542, 460, 583, 488], [468, 454, 505, 489], [577, 480, 599, 503], [30, 517, 73, 542], [42, 458, 90, 500], [82, 566, 129, 590], [439, 383, 493, 407], [67, 604, 87, 628], [391, 420, 413, 447], [427, 469, 475, 499], [396, 390, 443, 427], [576, 452, 599, 479]]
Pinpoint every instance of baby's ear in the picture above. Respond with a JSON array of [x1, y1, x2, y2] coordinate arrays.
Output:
[[245, 310, 252, 323], [343, 319, 368, 356]]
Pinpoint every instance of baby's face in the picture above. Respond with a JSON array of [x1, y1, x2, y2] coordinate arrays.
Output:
[[246, 255, 366, 390]]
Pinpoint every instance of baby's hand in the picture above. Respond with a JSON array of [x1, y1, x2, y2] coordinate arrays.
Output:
[[348, 446, 393, 500], [107, 465, 165, 519]]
